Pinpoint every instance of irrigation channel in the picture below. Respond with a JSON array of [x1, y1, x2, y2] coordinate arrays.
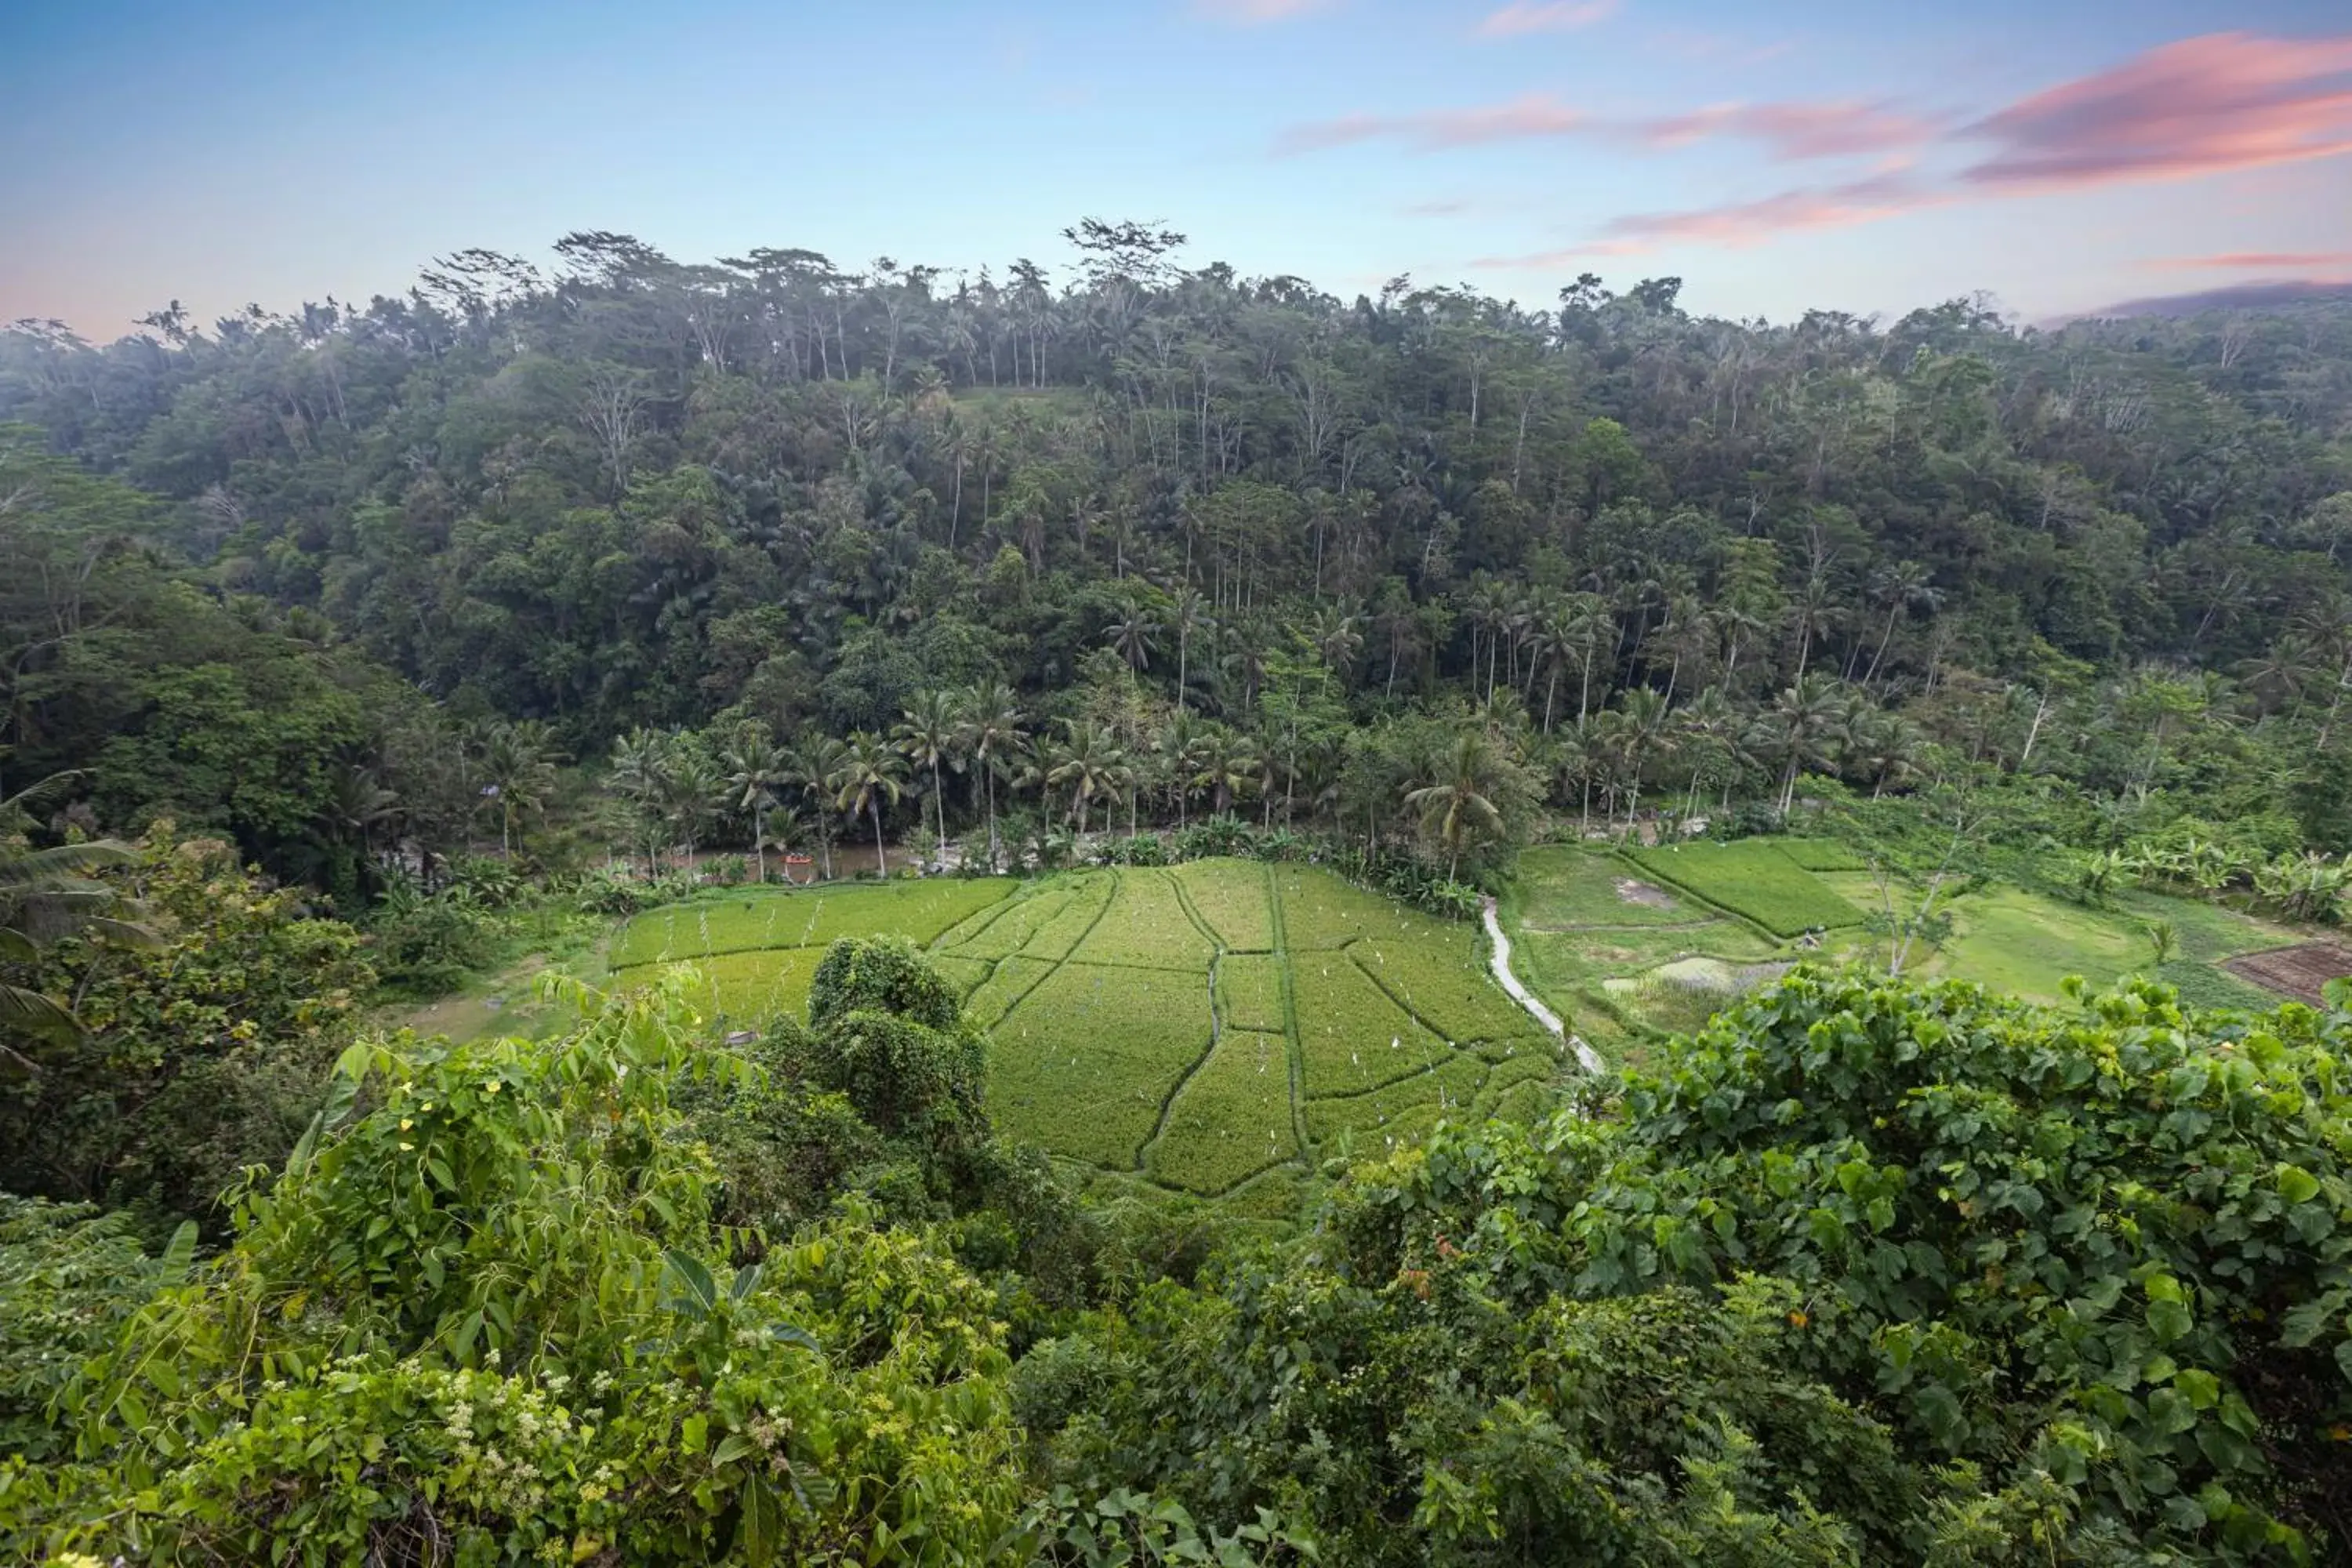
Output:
[[1482, 897, 1606, 1076]]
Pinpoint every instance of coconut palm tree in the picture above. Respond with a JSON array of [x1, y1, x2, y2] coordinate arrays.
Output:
[[892, 690, 963, 861], [719, 725, 793, 884], [478, 720, 561, 856], [1310, 602, 1364, 683], [1107, 608, 1161, 678], [1761, 674, 1848, 815], [790, 735, 850, 880], [1404, 729, 1509, 881], [954, 681, 1025, 872], [1045, 721, 1128, 839], [608, 728, 670, 873], [1187, 725, 1261, 818], [828, 732, 907, 879], [1169, 590, 1213, 713]]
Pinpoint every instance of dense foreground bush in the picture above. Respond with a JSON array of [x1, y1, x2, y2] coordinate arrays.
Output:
[[8, 955, 2352, 1563], [1025, 971, 2352, 1564]]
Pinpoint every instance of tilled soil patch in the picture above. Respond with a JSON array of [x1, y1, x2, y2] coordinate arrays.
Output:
[[2224, 942, 2352, 1006]]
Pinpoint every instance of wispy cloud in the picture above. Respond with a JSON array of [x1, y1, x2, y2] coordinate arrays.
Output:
[[1403, 198, 1475, 216], [1963, 31, 2352, 190], [1472, 176, 1942, 267], [1277, 94, 1926, 160], [1475, 1, 1617, 38], [2148, 249, 2352, 270], [1276, 94, 1588, 154], [1639, 102, 1939, 160], [1192, 0, 1334, 22]]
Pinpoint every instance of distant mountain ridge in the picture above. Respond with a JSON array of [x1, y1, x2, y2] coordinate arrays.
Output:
[[2067, 278, 2352, 322]]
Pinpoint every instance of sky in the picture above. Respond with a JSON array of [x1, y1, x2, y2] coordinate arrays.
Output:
[[2, 0, 2350, 336]]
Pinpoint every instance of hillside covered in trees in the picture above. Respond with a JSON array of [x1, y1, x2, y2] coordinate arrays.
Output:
[[5, 227, 2351, 895]]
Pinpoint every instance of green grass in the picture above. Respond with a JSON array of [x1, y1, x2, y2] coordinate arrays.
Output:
[[1508, 848, 1709, 929], [609, 879, 1014, 967], [1145, 1031, 1297, 1194], [1214, 953, 1288, 1033], [1172, 858, 1277, 951], [989, 962, 1210, 1168], [1072, 869, 1217, 971], [1303, 1053, 1489, 1145], [1627, 841, 1864, 937]]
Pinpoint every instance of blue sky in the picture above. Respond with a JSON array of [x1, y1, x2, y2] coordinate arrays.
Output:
[[3, 0, 2349, 335]]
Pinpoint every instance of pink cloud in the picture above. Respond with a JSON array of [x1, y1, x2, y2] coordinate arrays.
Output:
[[1193, 0, 1334, 21], [1277, 94, 1926, 161], [1276, 94, 1588, 154], [1964, 31, 2352, 190], [1474, 175, 1943, 266], [1475, 1, 1617, 38], [1638, 101, 1940, 160], [2148, 249, 2352, 270]]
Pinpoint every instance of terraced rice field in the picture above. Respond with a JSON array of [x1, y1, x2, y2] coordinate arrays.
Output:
[[1504, 841, 2301, 1062], [1625, 840, 1866, 937], [615, 859, 1565, 1200], [943, 862, 1561, 1195]]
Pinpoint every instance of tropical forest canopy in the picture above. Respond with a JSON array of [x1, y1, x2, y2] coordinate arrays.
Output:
[[6, 229, 2352, 1565]]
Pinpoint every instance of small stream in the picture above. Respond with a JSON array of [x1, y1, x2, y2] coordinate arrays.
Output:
[[1482, 898, 1605, 1075]]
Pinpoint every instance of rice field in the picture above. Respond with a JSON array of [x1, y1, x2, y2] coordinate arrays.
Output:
[[612, 857, 1567, 1203], [1503, 840, 2304, 1065]]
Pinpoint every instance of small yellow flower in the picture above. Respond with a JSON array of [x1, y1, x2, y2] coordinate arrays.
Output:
[[399, 1142, 416, 1152], [484, 1080, 503, 1095], [1788, 1311, 1809, 1328], [400, 1119, 414, 1131]]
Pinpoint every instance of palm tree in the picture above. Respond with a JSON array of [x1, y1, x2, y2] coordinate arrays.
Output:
[[1404, 729, 1508, 881], [1860, 561, 1939, 689], [318, 764, 401, 891], [659, 746, 724, 866], [1170, 590, 1213, 713], [1673, 686, 1740, 817], [1187, 725, 1261, 818], [478, 720, 561, 857], [955, 681, 1025, 872], [2, 775, 151, 1065], [892, 690, 963, 861], [829, 732, 908, 878], [720, 726, 793, 884], [1788, 572, 1840, 683], [1761, 675, 1847, 815], [1310, 603, 1364, 683], [790, 735, 850, 879], [608, 728, 670, 874], [1045, 720, 1128, 838], [1160, 710, 1205, 828], [1107, 608, 1161, 679]]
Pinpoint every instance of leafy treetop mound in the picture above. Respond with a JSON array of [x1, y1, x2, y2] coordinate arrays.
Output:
[[1025, 970, 2352, 1564]]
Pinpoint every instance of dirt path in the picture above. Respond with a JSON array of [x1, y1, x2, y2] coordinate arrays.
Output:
[[1483, 898, 1604, 1075]]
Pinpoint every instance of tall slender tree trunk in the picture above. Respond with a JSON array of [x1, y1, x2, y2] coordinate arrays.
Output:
[[753, 803, 766, 884], [872, 799, 888, 879]]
